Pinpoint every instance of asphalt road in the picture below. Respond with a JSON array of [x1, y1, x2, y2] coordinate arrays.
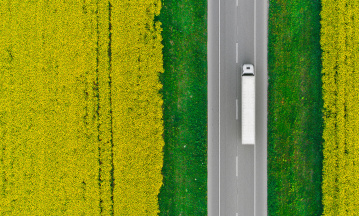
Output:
[[208, 0, 268, 215]]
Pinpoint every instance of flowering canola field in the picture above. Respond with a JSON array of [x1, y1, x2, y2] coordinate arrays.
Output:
[[0, 0, 164, 215], [321, 0, 359, 214]]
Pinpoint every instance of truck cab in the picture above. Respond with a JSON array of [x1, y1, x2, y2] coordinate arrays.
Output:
[[242, 64, 254, 76]]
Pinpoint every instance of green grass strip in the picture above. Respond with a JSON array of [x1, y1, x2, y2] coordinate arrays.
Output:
[[268, 0, 323, 215], [156, 0, 208, 215]]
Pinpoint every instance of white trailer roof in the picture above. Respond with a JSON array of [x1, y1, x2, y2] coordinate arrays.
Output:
[[242, 75, 255, 145]]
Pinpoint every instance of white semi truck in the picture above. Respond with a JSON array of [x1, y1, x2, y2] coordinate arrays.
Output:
[[241, 64, 255, 145]]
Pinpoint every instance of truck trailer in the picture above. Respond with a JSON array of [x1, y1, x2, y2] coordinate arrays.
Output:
[[241, 64, 255, 145]]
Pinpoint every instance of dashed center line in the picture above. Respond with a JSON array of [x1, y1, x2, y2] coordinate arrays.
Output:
[[236, 156, 238, 177]]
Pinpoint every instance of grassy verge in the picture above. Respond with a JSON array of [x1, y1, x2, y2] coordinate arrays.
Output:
[[267, 0, 323, 215], [156, 0, 207, 215]]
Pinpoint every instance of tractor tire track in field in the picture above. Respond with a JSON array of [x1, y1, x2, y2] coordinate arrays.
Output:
[[108, 2, 115, 215], [95, 0, 103, 213], [95, 1, 114, 214]]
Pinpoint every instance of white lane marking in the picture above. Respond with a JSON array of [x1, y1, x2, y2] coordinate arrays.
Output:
[[219, 0, 221, 214], [236, 156, 238, 177], [236, 0, 238, 7], [254, 144, 256, 216], [254, 0, 256, 67], [236, 99, 238, 120], [253, 0, 256, 214], [236, 42, 238, 64]]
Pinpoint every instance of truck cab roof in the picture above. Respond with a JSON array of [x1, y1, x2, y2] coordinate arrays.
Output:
[[242, 64, 254, 76]]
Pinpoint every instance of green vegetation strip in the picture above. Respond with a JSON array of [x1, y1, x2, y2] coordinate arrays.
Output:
[[268, 0, 323, 215], [156, 0, 208, 215]]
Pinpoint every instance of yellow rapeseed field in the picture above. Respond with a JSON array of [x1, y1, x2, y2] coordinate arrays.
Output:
[[320, 0, 359, 214], [0, 0, 164, 215], [112, 0, 164, 215]]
